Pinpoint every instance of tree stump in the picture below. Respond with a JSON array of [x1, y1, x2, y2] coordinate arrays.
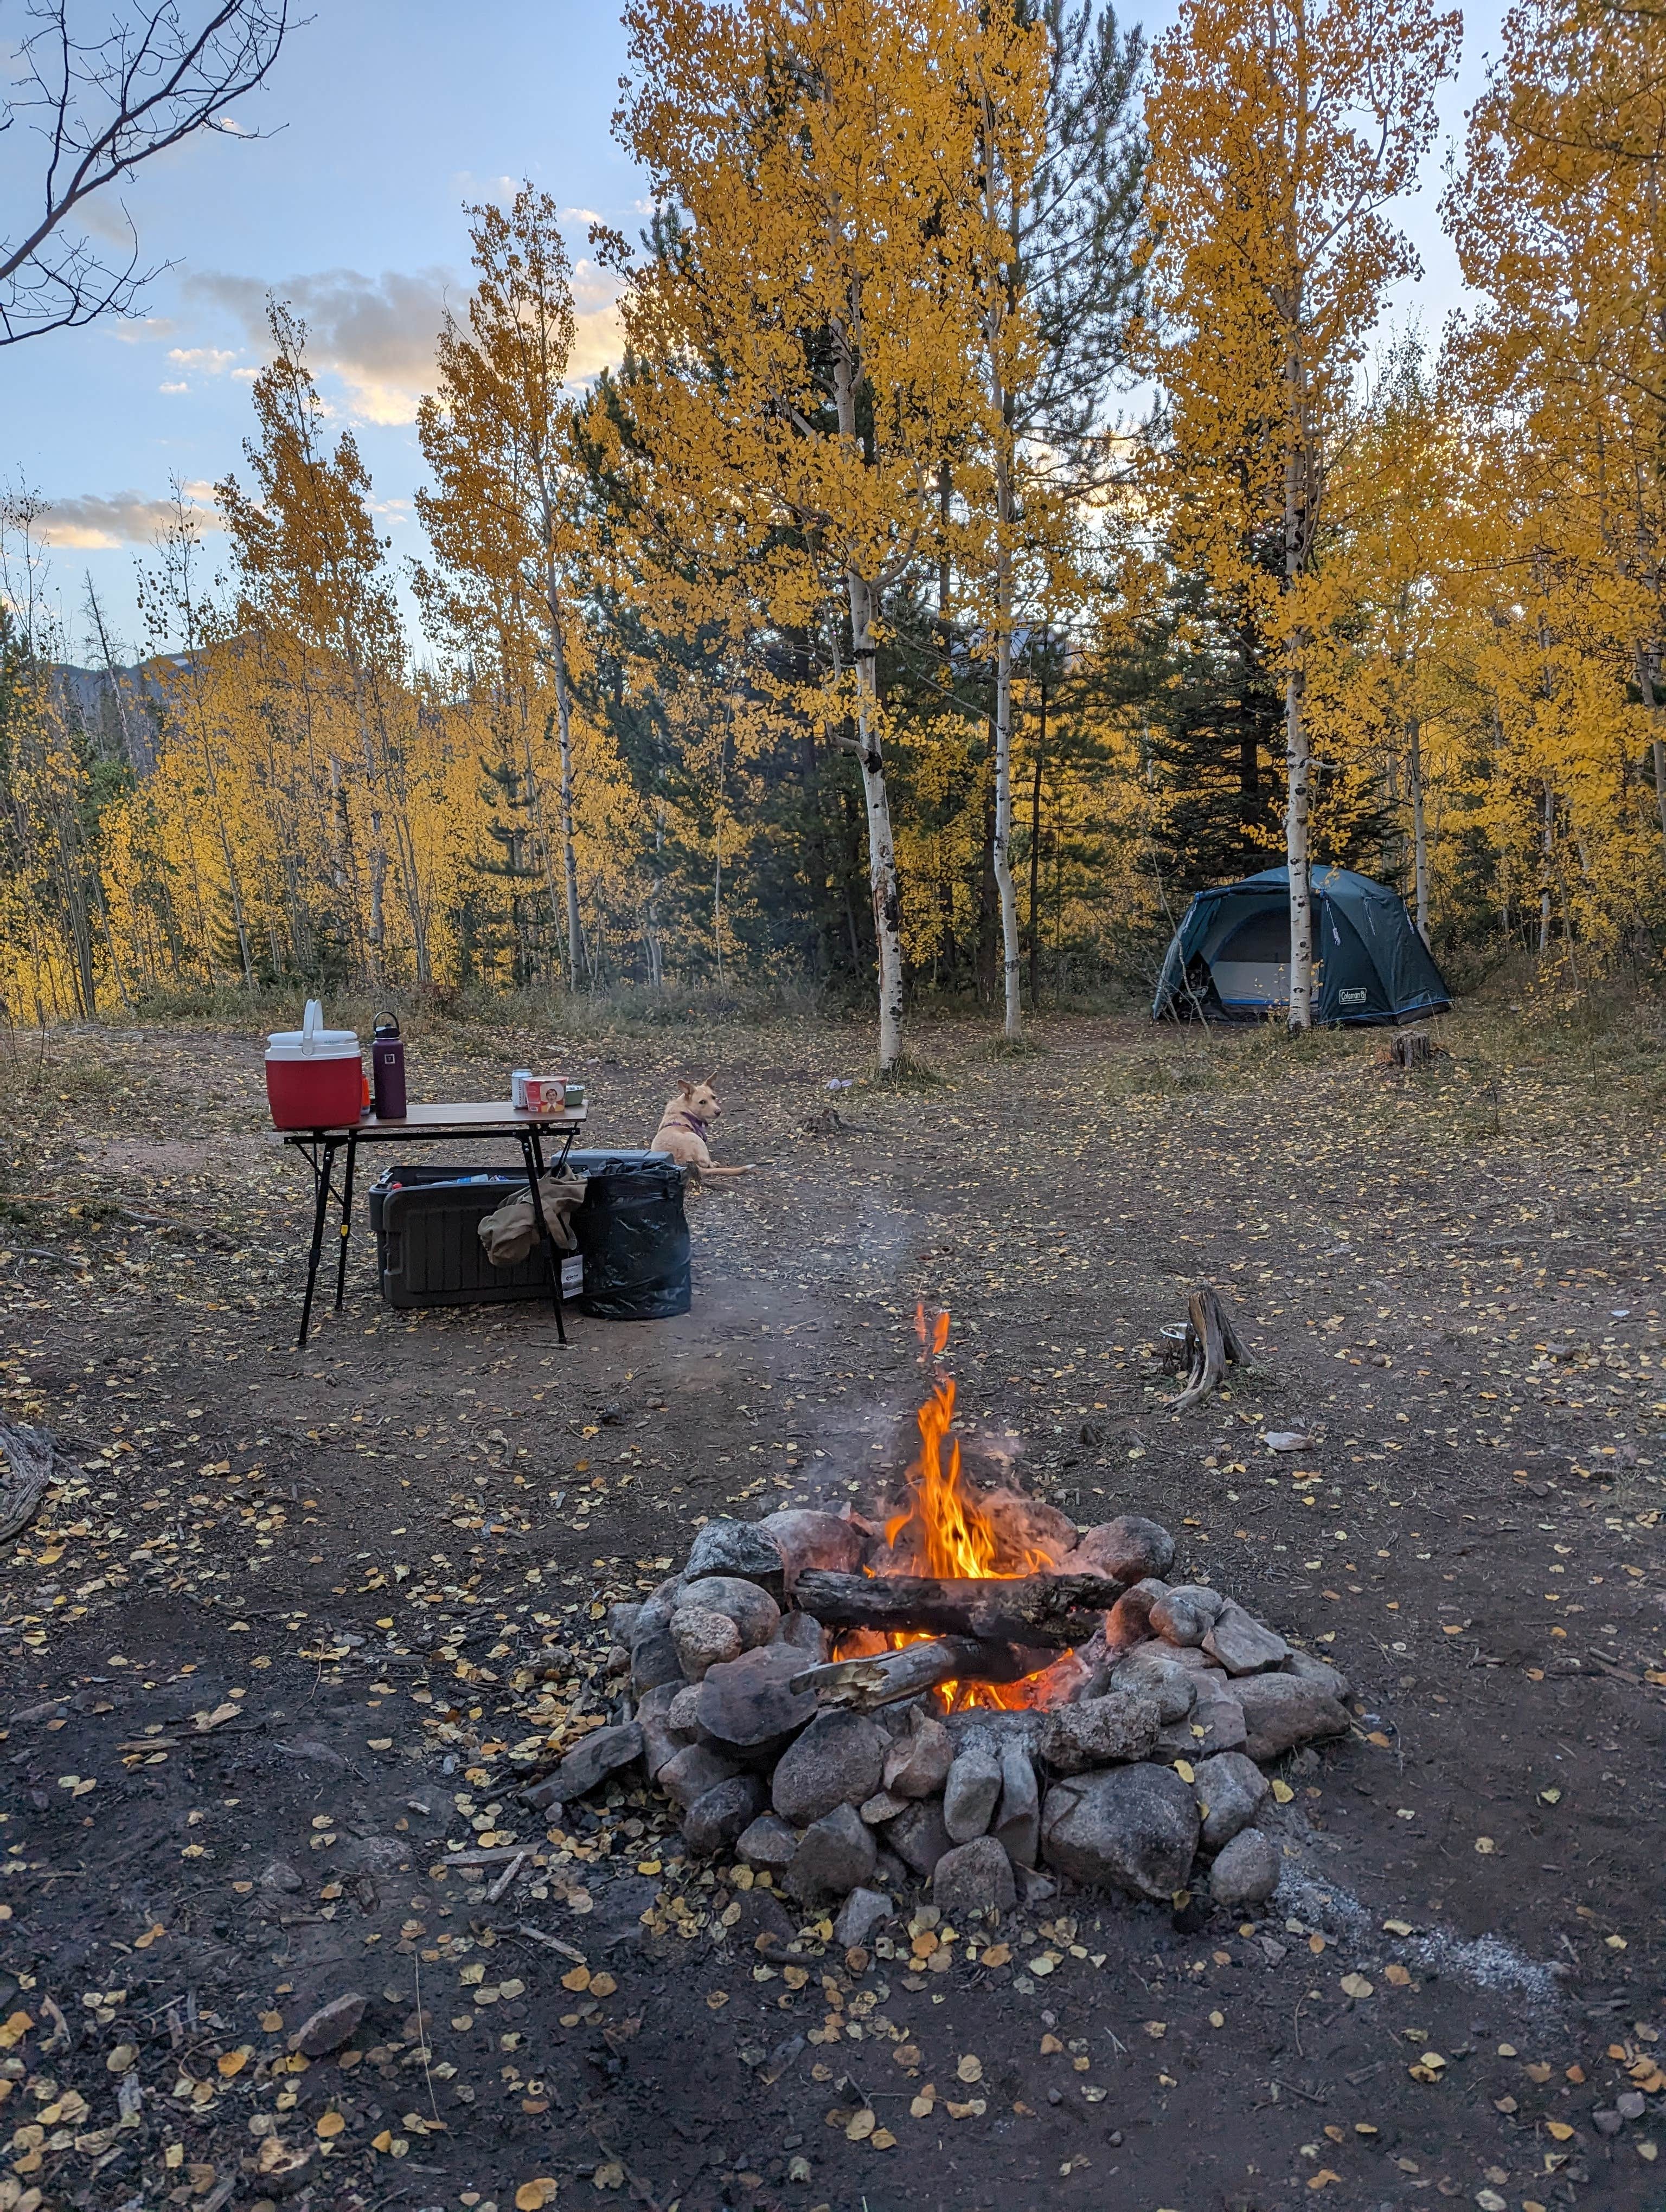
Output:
[[1166, 1287, 1247, 1413], [1376, 1028, 1444, 1070]]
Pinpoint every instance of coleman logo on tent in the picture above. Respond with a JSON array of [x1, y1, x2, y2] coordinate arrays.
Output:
[[1338, 987, 1368, 1006]]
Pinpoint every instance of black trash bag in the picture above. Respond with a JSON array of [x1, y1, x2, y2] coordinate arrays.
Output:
[[574, 1162, 691, 1320]]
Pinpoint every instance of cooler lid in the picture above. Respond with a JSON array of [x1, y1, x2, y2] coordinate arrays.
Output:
[[267, 997, 360, 1058]]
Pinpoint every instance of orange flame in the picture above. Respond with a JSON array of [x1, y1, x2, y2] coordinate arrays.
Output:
[[873, 1306, 1066, 1709]]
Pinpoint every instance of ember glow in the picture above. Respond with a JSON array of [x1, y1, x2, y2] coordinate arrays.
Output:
[[870, 1305, 1077, 1711]]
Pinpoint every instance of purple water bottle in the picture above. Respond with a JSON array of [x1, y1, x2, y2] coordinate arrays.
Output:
[[371, 1013, 407, 1120]]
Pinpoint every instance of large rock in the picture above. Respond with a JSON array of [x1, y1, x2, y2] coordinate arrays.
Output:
[[1067, 1514, 1175, 1583], [1106, 1578, 1169, 1649], [735, 1812, 799, 1870], [834, 1886, 894, 1950], [1149, 1584, 1226, 1647], [1114, 1648, 1199, 1724], [1190, 1751, 1268, 1851], [759, 1509, 865, 1586], [630, 1616, 684, 1694], [883, 1797, 953, 1878], [932, 1835, 1016, 1916], [684, 1518, 787, 1600], [637, 1683, 693, 1780], [670, 1605, 743, 1682], [1234, 1674, 1349, 1764], [1282, 1649, 1352, 1699], [786, 1802, 876, 1901], [520, 1721, 644, 1811], [657, 1741, 740, 1811], [881, 1707, 953, 1799], [943, 1747, 1003, 1844], [993, 1740, 1040, 1868], [1202, 1600, 1290, 1675], [977, 1489, 1078, 1569], [772, 1610, 826, 1656], [1159, 1677, 1247, 1761], [678, 1575, 781, 1650], [1209, 1826, 1280, 1907], [1039, 1689, 1159, 1775], [697, 1643, 819, 1757], [683, 1773, 768, 1856], [1041, 1762, 1200, 1901], [771, 1710, 887, 1824]]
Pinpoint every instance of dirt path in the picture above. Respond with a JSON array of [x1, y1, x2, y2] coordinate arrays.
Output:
[[2, 1005, 1662, 2212]]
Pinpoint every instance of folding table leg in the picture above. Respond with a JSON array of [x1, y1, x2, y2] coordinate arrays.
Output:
[[334, 1133, 357, 1310], [521, 1127, 567, 1346], [297, 1137, 336, 1349]]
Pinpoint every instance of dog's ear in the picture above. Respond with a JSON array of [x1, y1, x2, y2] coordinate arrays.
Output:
[[701, 1071, 715, 1088], [676, 1078, 695, 1097]]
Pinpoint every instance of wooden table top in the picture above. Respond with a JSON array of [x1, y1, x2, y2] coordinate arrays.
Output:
[[276, 1102, 589, 1139]]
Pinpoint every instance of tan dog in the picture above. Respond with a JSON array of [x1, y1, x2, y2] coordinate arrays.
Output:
[[651, 1078, 753, 1181]]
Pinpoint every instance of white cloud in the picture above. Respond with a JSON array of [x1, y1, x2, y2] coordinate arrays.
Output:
[[166, 346, 240, 373], [159, 380, 190, 394], [185, 265, 456, 425], [35, 488, 220, 551], [182, 260, 626, 424]]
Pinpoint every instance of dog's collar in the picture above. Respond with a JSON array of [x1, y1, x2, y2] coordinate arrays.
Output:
[[661, 1110, 709, 1136]]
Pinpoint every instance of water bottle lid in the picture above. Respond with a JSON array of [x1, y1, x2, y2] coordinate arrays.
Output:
[[373, 1011, 401, 1039]]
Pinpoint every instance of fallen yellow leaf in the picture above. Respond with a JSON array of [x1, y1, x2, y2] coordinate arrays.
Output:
[[515, 2179, 558, 2210], [316, 2111, 345, 2138], [1271, 1778, 1295, 1804], [956, 2055, 983, 2082]]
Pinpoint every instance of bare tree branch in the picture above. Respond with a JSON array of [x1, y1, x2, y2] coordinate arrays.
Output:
[[1, 0, 295, 345]]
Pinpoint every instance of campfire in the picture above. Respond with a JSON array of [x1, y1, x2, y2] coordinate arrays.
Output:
[[521, 1311, 1357, 1925]]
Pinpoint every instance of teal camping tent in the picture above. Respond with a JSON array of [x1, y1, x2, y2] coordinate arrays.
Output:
[[1153, 865, 1451, 1026]]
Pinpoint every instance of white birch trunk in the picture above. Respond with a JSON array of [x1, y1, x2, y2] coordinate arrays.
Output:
[[832, 343, 905, 1072], [1408, 714, 1430, 945]]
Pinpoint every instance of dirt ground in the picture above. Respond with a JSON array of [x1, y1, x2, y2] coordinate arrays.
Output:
[[1, 997, 1663, 2212]]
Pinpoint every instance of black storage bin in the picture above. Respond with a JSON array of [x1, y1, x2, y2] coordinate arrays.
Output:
[[368, 1155, 677, 1311], [574, 1159, 692, 1320]]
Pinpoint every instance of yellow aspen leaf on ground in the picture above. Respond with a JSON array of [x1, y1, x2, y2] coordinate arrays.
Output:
[[783, 1967, 809, 1989], [1546, 2122, 1575, 2142], [260, 2011, 284, 2031], [592, 2163, 624, 2189], [1308, 1934, 1327, 1953], [945, 2098, 986, 2119], [1271, 1779, 1295, 1804], [1526, 2062, 1553, 2084], [1174, 1759, 1195, 1782], [217, 2049, 249, 2076], [106, 2044, 137, 2072], [980, 1945, 1011, 1968], [1385, 1965, 1412, 1986], [316, 2111, 345, 2138], [1144, 2021, 1167, 2038], [1382, 1918, 1413, 1936], [706, 1990, 728, 2011], [1040, 2034, 1063, 2054], [588, 1975, 616, 1998], [910, 2088, 936, 2118], [1475, 1836, 1496, 1854], [1340, 1973, 1373, 1998], [1307, 2171, 1342, 2189], [515, 2180, 558, 2209], [845, 2110, 876, 2142], [560, 1967, 591, 1992], [957, 2055, 983, 2082], [870, 2129, 896, 2149]]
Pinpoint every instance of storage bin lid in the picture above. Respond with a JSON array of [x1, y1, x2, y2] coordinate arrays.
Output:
[[267, 998, 360, 1059]]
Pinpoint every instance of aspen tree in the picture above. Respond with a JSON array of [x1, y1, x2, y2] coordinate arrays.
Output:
[[1141, 0, 1457, 1025]]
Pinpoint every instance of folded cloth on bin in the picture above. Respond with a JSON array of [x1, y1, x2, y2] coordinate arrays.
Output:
[[477, 1175, 587, 1266]]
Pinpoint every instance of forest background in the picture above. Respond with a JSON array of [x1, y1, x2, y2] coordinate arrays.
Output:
[[4, 0, 1666, 1062]]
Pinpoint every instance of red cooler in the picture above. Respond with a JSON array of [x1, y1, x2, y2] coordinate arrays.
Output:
[[265, 1001, 363, 1129]]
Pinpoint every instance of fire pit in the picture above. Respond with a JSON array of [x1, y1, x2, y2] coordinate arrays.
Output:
[[522, 1314, 1354, 1922]]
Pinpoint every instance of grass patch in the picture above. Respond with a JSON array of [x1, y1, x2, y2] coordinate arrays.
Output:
[[873, 1046, 950, 1090], [986, 1032, 1049, 1060]]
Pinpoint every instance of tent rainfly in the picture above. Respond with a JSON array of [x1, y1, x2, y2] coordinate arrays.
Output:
[[1152, 864, 1452, 1026]]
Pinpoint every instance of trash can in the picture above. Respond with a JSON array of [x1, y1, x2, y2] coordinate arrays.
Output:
[[574, 1158, 691, 1320]]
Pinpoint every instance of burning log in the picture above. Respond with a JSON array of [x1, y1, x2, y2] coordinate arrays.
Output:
[[789, 1636, 1037, 1710], [791, 1569, 1125, 1649]]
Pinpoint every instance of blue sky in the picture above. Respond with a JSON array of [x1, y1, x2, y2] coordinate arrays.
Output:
[[2, 0, 1503, 663]]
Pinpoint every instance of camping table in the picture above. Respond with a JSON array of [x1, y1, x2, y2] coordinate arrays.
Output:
[[278, 1102, 588, 1349]]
